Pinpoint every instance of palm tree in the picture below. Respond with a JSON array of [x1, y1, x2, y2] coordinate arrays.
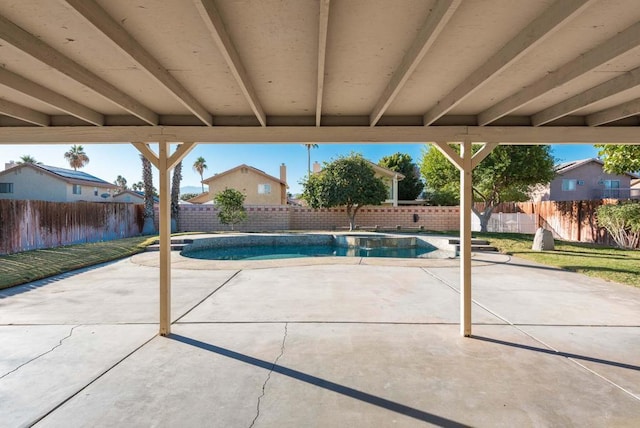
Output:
[[17, 155, 42, 164], [192, 156, 208, 193], [113, 175, 128, 192], [303, 143, 319, 177], [63, 145, 89, 170]]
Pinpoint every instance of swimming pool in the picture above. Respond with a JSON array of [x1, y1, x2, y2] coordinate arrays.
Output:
[[180, 233, 445, 261]]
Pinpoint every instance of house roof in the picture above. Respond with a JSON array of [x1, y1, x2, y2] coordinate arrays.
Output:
[[113, 189, 159, 203], [0, 163, 115, 187], [367, 161, 406, 180], [202, 164, 287, 187], [555, 158, 639, 178]]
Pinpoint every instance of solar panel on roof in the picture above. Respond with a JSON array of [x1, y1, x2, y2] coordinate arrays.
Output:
[[38, 164, 111, 185]]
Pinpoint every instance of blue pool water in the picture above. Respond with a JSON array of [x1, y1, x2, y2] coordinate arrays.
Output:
[[183, 244, 435, 260]]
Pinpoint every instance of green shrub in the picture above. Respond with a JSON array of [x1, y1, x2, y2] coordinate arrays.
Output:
[[596, 202, 640, 249]]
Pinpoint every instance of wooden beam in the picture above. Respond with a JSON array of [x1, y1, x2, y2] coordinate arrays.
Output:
[[478, 21, 640, 126], [167, 142, 197, 170], [195, 0, 266, 127], [0, 68, 104, 126], [587, 98, 640, 126], [0, 98, 49, 126], [433, 142, 463, 170], [316, 0, 331, 127], [471, 142, 498, 169], [532, 66, 640, 126], [423, 0, 594, 126], [132, 142, 159, 169], [459, 140, 473, 337], [1, 125, 640, 144], [369, 0, 461, 126], [0, 14, 158, 125], [65, 0, 212, 126], [157, 141, 172, 336]]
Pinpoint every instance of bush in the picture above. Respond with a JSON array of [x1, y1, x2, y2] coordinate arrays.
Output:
[[213, 188, 247, 230], [597, 202, 640, 249]]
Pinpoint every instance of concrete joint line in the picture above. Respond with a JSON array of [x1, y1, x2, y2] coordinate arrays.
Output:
[[0, 324, 81, 380], [249, 322, 288, 428], [173, 270, 241, 324]]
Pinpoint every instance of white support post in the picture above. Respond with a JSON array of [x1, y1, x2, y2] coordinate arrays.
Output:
[[158, 141, 172, 336], [459, 141, 473, 336], [392, 174, 399, 207]]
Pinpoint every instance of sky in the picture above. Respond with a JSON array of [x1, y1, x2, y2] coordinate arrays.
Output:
[[1, 143, 600, 195]]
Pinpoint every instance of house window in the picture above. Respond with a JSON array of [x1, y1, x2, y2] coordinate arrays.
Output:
[[94, 187, 98, 196], [0, 183, 13, 193], [603, 180, 620, 198], [561, 179, 576, 191], [72, 184, 82, 195], [258, 184, 271, 194]]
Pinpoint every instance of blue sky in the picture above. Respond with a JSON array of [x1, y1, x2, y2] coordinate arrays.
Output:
[[1, 143, 600, 195]]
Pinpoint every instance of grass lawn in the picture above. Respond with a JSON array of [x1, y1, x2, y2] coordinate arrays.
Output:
[[0, 236, 154, 291], [477, 232, 640, 287]]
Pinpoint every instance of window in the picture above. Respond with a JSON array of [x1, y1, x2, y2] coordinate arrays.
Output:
[[72, 184, 82, 195], [603, 180, 620, 198], [94, 187, 98, 196], [561, 179, 576, 191], [258, 183, 271, 194], [0, 183, 13, 193]]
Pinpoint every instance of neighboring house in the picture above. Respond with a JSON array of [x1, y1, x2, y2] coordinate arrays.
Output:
[[112, 190, 159, 204], [0, 163, 116, 202], [190, 163, 288, 205], [632, 178, 640, 191], [530, 158, 640, 202], [311, 160, 405, 207]]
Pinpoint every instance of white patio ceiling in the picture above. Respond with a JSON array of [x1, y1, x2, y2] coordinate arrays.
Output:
[[0, 0, 639, 145]]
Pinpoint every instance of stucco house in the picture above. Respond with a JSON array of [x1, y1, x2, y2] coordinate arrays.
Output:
[[190, 163, 288, 205], [0, 162, 116, 202], [530, 158, 639, 202], [311, 160, 405, 207], [112, 190, 159, 204]]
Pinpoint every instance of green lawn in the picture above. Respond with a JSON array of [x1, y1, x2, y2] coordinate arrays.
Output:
[[476, 232, 640, 287], [0, 236, 154, 290]]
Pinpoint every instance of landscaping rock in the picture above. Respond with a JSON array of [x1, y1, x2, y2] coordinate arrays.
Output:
[[532, 228, 554, 251]]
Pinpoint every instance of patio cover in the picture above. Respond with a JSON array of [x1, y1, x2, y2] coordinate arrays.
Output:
[[0, 0, 639, 336]]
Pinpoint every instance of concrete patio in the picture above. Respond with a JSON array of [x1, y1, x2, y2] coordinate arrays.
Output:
[[1, 252, 639, 427]]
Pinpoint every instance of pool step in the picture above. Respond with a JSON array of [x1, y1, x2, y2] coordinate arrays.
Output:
[[448, 238, 498, 253], [145, 238, 194, 252]]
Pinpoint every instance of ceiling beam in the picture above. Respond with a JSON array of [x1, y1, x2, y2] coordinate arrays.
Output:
[[532, 66, 640, 126], [369, 0, 461, 127], [422, 0, 595, 126], [0, 98, 49, 126], [0, 14, 158, 125], [586, 98, 640, 126], [195, 0, 266, 127], [315, 0, 331, 127], [1, 125, 640, 144], [479, 21, 640, 126], [65, 0, 212, 126], [0, 67, 104, 126]]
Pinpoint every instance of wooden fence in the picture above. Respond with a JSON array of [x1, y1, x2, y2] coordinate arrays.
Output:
[[0, 200, 143, 255]]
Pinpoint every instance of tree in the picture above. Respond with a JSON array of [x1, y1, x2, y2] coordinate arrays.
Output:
[[420, 144, 555, 232], [302, 153, 388, 231], [378, 153, 424, 200], [303, 143, 319, 177], [63, 145, 89, 170], [140, 154, 156, 234], [171, 161, 182, 232], [192, 156, 208, 193], [132, 181, 144, 192], [595, 145, 640, 174], [113, 175, 128, 192], [597, 201, 640, 249], [17, 155, 42, 164], [213, 188, 247, 230], [180, 193, 198, 201]]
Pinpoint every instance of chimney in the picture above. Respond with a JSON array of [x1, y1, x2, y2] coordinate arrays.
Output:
[[279, 163, 287, 184], [312, 161, 322, 173], [5, 160, 16, 170]]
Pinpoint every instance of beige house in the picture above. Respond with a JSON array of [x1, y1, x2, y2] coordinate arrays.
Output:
[[190, 164, 288, 205], [112, 190, 159, 204], [311, 161, 405, 207], [0, 162, 116, 202], [531, 158, 639, 202]]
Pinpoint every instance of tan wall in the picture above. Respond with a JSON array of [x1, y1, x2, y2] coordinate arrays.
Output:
[[204, 169, 284, 205], [0, 167, 67, 201], [171, 205, 460, 232], [65, 182, 114, 202]]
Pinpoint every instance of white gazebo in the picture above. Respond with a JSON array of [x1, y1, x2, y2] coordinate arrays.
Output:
[[1, 0, 639, 336]]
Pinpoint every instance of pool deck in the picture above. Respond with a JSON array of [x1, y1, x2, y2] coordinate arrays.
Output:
[[1, 247, 639, 427]]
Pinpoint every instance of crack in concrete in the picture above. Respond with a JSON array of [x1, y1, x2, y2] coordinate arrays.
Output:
[[249, 322, 288, 428], [0, 324, 81, 381]]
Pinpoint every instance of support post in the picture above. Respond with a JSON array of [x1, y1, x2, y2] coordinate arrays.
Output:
[[392, 174, 399, 207], [459, 141, 473, 336], [158, 141, 172, 336]]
